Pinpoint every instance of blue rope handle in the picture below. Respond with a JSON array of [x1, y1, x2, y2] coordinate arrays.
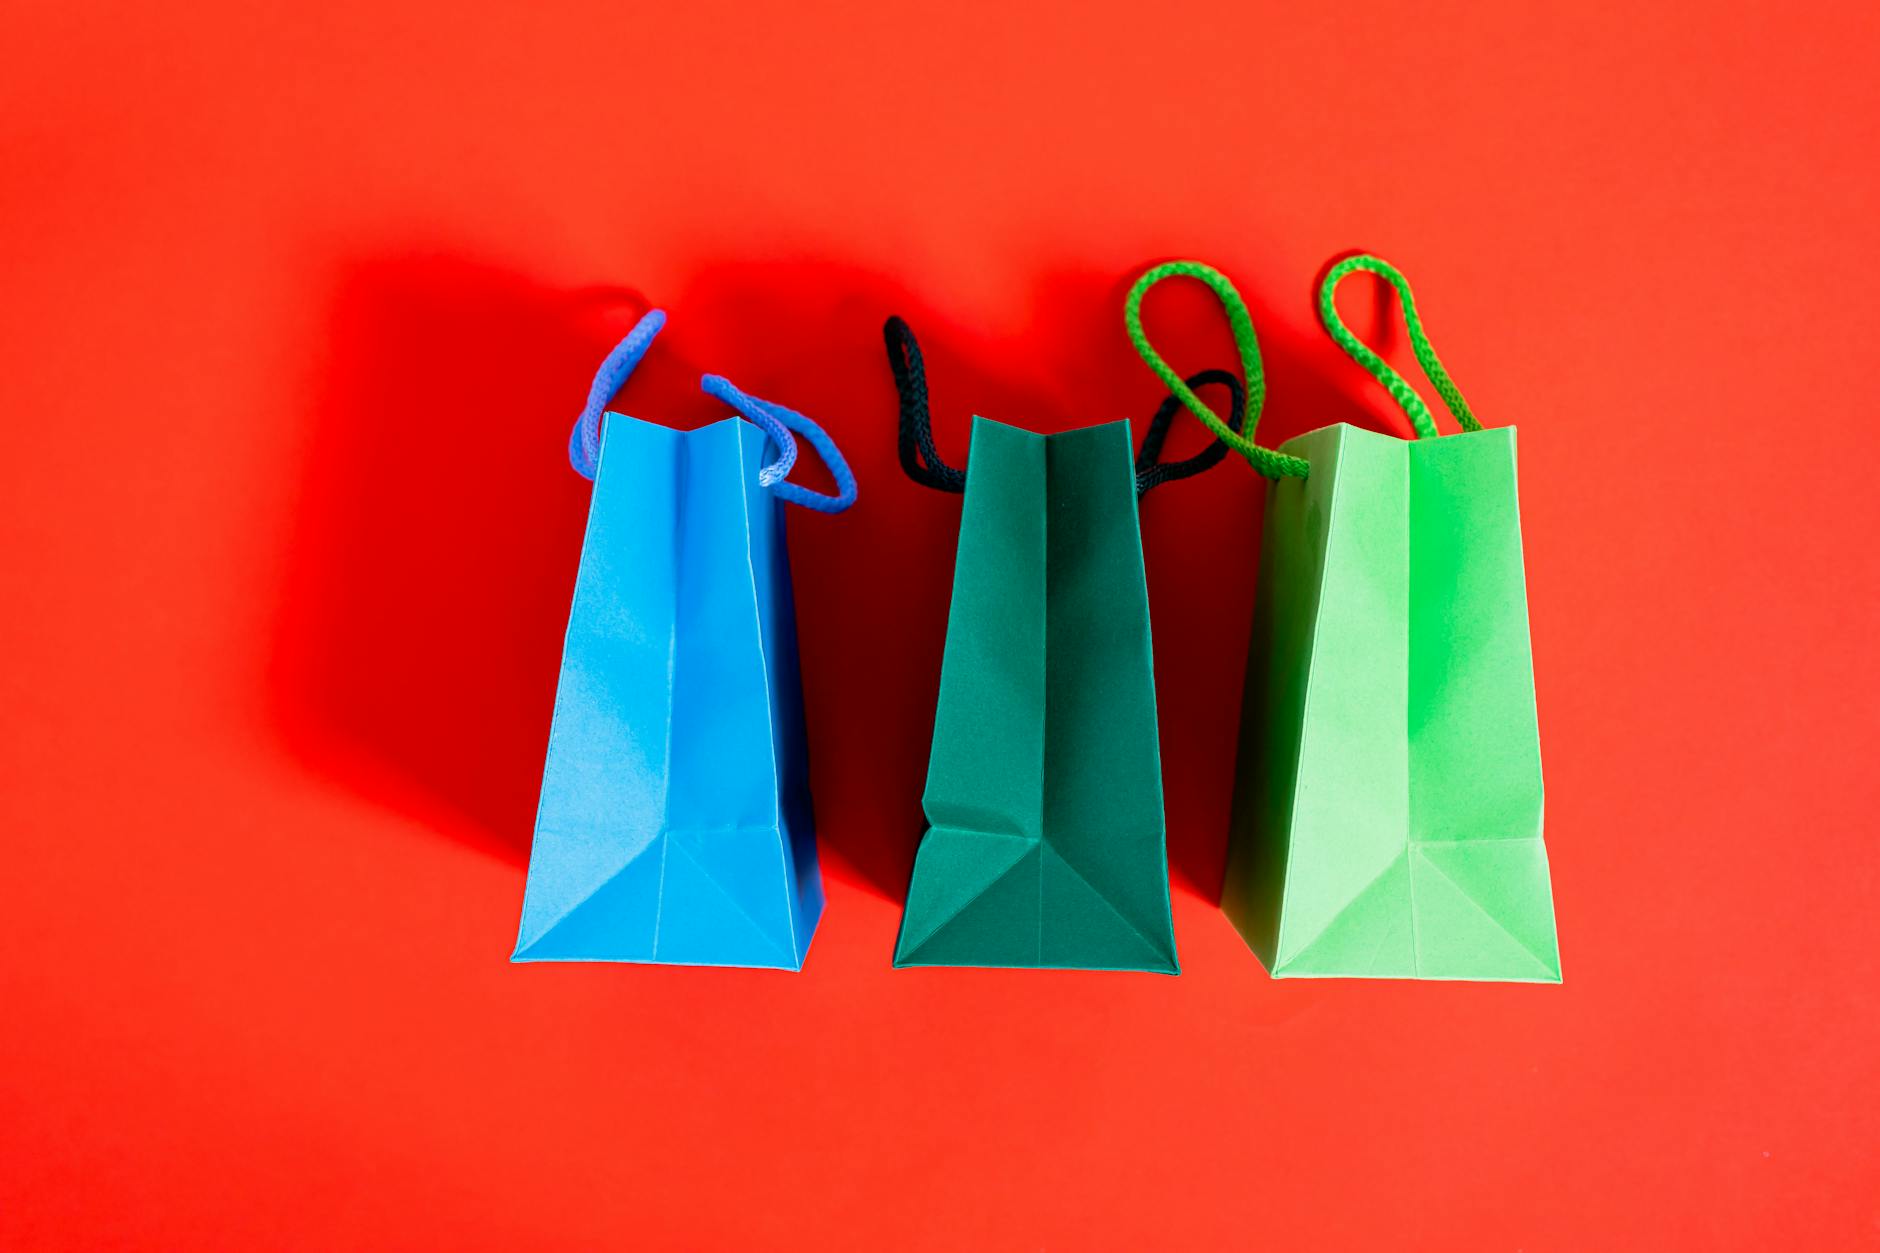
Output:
[[702, 375, 859, 514], [566, 310, 856, 513], [568, 309, 666, 479]]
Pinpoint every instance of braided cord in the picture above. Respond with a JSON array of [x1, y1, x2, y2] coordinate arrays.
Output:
[[884, 317, 966, 493], [1319, 254, 1479, 439], [1134, 369, 1245, 498], [703, 375, 859, 514], [569, 309, 667, 479], [887, 315, 1247, 499], [1125, 261, 1307, 480]]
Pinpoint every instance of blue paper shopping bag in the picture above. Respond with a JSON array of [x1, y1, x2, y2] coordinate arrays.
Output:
[[513, 311, 858, 969]]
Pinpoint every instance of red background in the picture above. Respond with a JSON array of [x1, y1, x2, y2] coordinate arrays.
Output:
[[3, 2, 1876, 1249]]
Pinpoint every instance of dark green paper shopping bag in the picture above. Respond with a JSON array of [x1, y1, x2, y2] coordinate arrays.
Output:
[[884, 318, 1245, 972], [1127, 258, 1561, 982]]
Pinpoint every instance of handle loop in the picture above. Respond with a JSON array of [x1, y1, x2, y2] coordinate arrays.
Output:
[[1133, 370, 1245, 496], [885, 316, 966, 492], [885, 316, 1245, 499], [1319, 254, 1479, 439], [567, 312, 856, 513], [1125, 262, 1307, 480], [702, 375, 859, 514], [569, 309, 667, 479]]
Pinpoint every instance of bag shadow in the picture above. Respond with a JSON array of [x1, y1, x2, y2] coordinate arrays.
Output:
[[270, 254, 671, 865], [268, 248, 1401, 913], [271, 251, 1016, 900]]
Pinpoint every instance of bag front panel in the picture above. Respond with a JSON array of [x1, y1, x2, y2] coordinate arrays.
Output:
[[1039, 419, 1175, 966], [1405, 426, 1559, 980], [665, 418, 787, 838], [735, 419, 824, 961], [1407, 427, 1544, 843]]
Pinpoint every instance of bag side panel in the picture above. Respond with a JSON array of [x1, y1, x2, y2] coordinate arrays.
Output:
[[894, 417, 1047, 968], [515, 418, 681, 960], [1268, 425, 1414, 975], [1220, 425, 1342, 971], [918, 417, 1048, 839]]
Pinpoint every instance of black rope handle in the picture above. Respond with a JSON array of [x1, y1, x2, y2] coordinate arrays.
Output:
[[885, 316, 1245, 498], [886, 316, 965, 492], [1134, 368, 1244, 497]]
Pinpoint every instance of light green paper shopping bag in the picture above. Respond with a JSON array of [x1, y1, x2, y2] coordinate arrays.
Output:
[[1126, 256, 1561, 982]]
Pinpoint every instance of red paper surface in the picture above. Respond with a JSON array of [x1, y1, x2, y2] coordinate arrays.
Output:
[[2, 3, 1876, 1249]]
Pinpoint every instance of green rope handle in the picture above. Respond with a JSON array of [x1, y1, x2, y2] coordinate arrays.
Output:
[[1318, 254, 1480, 440], [1125, 261, 1309, 480]]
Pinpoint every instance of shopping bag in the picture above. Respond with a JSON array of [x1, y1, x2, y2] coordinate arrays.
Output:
[[1127, 258, 1560, 982], [884, 317, 1244, 972], [513, 310, 858, 970]]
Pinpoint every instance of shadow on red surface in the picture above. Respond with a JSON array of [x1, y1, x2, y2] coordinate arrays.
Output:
[[269, 249, 1395, 907]]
